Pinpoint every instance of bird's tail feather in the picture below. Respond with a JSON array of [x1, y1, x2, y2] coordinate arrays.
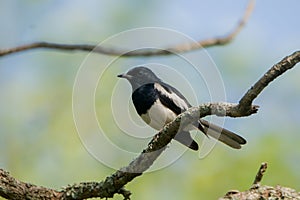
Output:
[[199, 119, 246, 149], [173, 120, 246, 150]]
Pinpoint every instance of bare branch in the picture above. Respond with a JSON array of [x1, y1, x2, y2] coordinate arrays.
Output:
[[0, 50, 299, 199], [169, 0, 255, 51], [238, 50, 300, 112], [0, 0, 255, 57], [0, 169, 61, 200], [221, 163, 300, 200], [253, 162, 268, 185]]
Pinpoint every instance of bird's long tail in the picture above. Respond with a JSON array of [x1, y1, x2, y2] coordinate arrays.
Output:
[[198, 119, 247, 149]]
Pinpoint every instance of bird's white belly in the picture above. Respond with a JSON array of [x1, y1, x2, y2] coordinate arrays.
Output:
[[141, 99, 177, 130]]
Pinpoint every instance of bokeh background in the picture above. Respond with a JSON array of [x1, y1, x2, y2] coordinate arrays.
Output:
[[0, 0, 299, 199]]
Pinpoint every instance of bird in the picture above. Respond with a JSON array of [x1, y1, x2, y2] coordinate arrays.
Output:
[[117, 66, 246, 151]]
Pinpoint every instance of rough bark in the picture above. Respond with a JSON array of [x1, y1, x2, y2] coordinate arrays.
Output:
[[0, 51, 299, 199], [219, 163, 300, 200]]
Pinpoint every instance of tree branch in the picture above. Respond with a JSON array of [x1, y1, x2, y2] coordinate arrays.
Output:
[[0, 0, 255, 57], [0, 169, 61, 200], [220, 162, 300, 200], [239, 51, 300, 112], [0, 51, 299, 199], [252, 162, 268, 185]]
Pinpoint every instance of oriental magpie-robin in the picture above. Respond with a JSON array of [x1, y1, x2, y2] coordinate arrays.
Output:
[[118, 66, 246, 151]]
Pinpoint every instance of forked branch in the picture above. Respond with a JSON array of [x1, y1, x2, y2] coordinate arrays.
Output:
[[0, 50, 299, 200]]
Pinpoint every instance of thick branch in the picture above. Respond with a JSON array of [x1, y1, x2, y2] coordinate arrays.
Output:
[[0, 103, 254, 200], [60, 102, 257, 200], [0, 169, 61, 200], [0, 50, 300, 199], [0, 0, 254, 57]]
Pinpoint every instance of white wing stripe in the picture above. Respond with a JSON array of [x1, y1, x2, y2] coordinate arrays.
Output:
[[154, 83, 189, 111]]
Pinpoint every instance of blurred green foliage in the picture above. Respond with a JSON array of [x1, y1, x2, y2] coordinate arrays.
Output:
[[0, 1, 300, 200]]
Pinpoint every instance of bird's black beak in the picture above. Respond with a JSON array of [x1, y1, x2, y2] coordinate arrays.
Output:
[[117, 73, 132, 79]]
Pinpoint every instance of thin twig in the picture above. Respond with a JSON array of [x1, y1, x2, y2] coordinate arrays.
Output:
[[221, 163, 299, 199], [117, 188, 131, 200], [253, 162, 268, 185], [169, 0, 255, 51], [0, 0, 255, 57], [239, 50, 300, 112]]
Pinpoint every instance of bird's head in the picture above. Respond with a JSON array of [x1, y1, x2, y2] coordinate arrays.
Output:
[[118, 66, 160, 90]]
